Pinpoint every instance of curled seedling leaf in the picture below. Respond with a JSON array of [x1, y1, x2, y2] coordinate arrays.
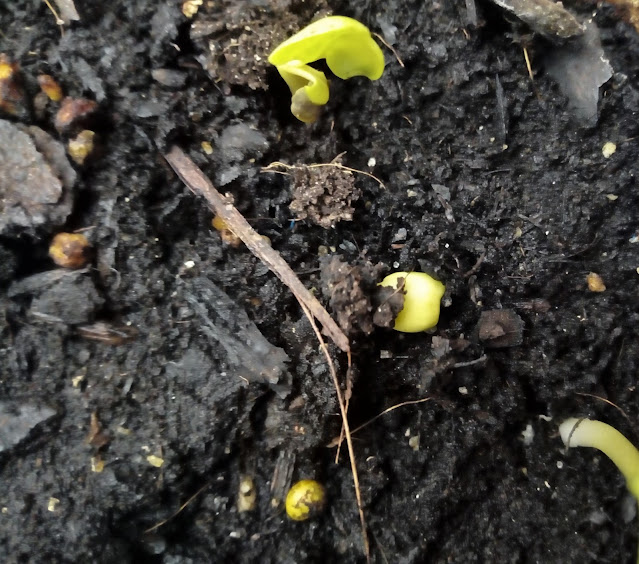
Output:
[[268, 16, 384, 122]]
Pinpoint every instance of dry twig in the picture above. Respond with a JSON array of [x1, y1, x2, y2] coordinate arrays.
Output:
[[42, 0, 63, 24], [575, 392, 632, 427], [328, 397, 432, 448], [164, 146, 350, 353], [144, 482, 211, 534], [523, 46, 534, 81], [299, 302, 369, 561], [372, 32, 405, 68]]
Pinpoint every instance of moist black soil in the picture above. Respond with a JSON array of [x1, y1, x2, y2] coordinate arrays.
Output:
[[1, 1, 639, 563]]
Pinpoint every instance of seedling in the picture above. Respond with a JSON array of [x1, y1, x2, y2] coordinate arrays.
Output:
[[560, 417, 639, 563], [268, 16, 385, 123], [379, 272, 445, 333]]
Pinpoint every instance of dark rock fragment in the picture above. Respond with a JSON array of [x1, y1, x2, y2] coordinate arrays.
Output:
[[0, 401, 57, 454], [9, 270, 103, 326], [184, 278, 290, 396], [30, 274, 103, 325]]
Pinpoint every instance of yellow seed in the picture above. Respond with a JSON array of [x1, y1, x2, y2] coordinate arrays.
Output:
[[211, 215, 228, 231], [379, 272, 445, 332], [0, 62, 13, 80], [285, 479, 326, 521], [212, 215, 242, 247], [71, 374, 85, 387]]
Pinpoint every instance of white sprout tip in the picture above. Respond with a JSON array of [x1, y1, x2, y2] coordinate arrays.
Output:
[[559, 418, 582, 447]]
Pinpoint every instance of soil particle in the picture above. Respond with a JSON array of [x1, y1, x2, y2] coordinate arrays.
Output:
[[151, 68, 188, 89], [477, 309, 525, 348], [289, 160, 361, 227], [192, 0, 329, 91], [320, 255, 394, 335], [218, 122, 269, 161]]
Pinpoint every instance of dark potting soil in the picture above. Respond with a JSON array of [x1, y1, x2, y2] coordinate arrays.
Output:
[[1, 0, 639, 562]]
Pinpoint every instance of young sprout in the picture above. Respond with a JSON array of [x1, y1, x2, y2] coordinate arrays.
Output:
[[268, 16, 385, 123], [379, 272, 445, 333], [560, 417, 639, 563], [276, 61, 329, 124]]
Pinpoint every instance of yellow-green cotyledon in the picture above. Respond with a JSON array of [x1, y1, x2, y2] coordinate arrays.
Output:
[[268, 16, 385, 123]]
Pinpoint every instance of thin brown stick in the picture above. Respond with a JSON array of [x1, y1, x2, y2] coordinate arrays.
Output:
[[42, 0, 65, 32], [373, 32, 405, 68], [462, 251, 487, 278], [164, 146, 350, 353], [523, 46, 534, 82], [329, 397, 432, 448], [453, 355, 487, 369], [334, 370, 353, 464], [144, 481, 211, 533], [262, 160, 385, 190], [299, 302, 369, 562], [575, 392, 632, 427]]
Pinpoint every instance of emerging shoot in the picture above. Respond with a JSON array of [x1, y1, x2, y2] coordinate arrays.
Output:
[[560, 417, 639, 563], [268, 16, 385, 123]]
